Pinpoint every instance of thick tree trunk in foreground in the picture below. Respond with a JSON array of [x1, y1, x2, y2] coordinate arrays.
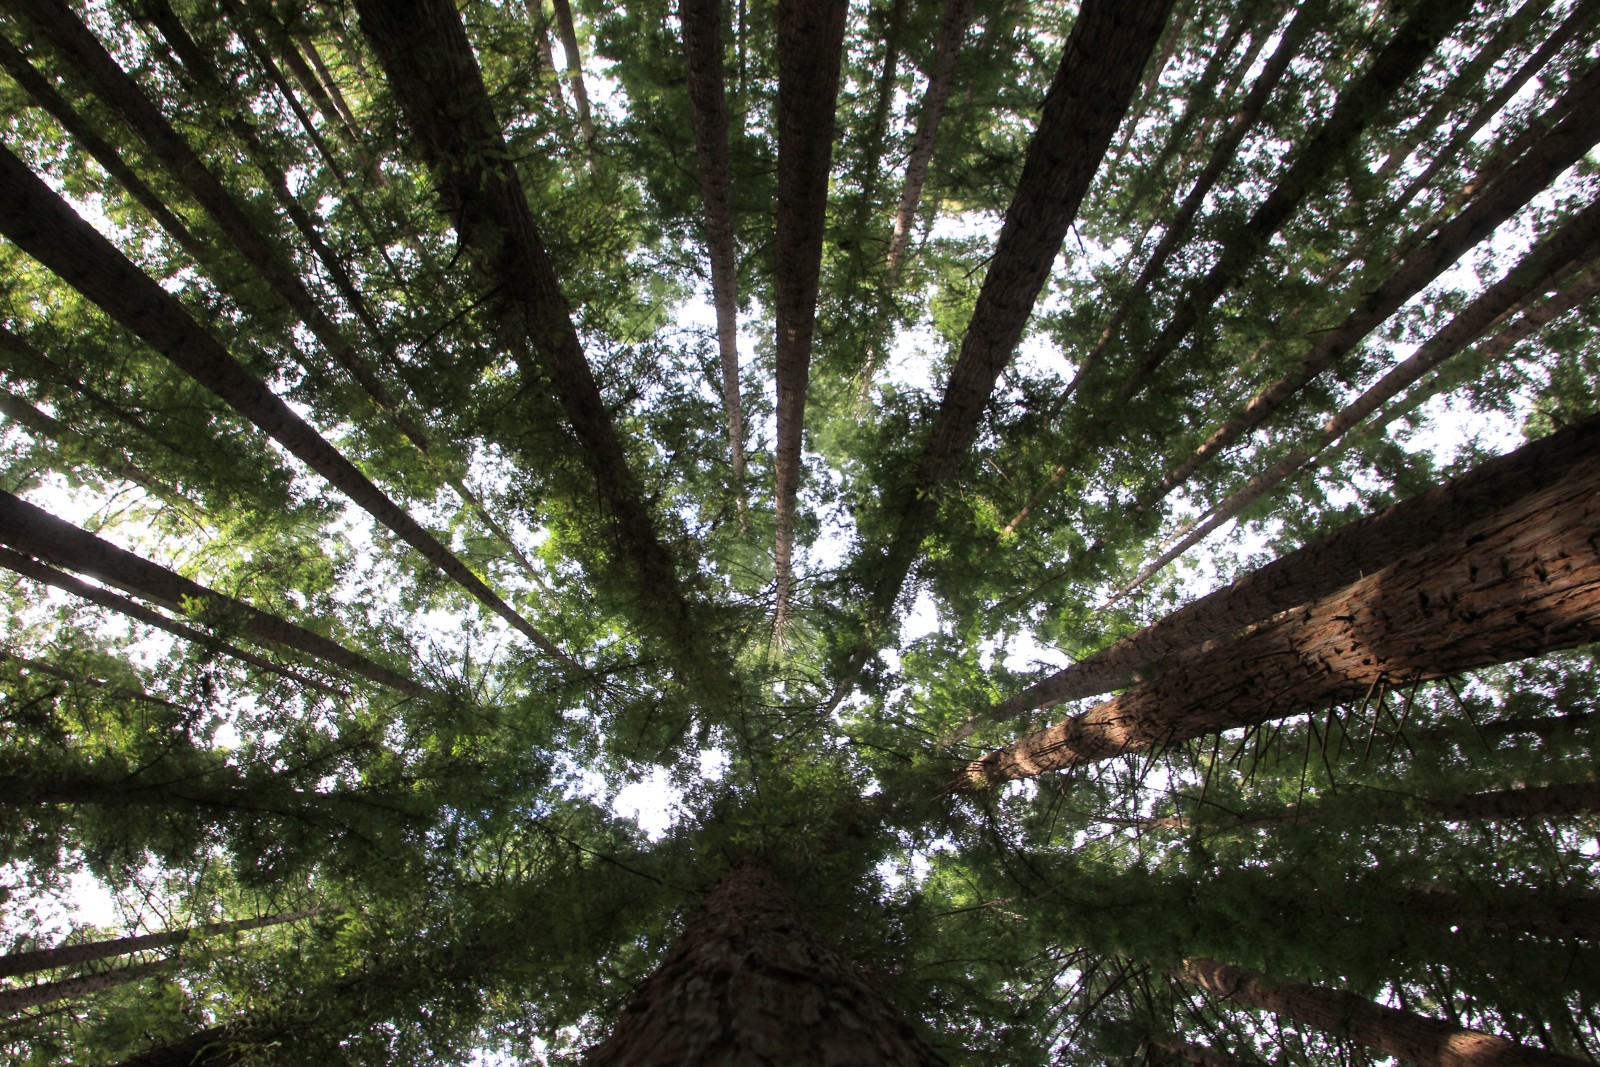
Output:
[[0, 910, 317, 981], [1179, 957, 1588, 1067], [679, 0, 746, 493], [965, 447, 1600, 787], [997, 412, 1600, 716], [582, 861, 945, 1065], [771, 0, 850, 639]]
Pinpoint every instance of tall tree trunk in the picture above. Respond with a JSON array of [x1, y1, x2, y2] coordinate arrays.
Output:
[[1178, 957, 1589, 1067], [550, 0, 595, 141], [0, 546, 348, 699], [1398, 886, 1600, 941], [996, 408, 1600, 718], [0, 492, 431, 698], [883, 0, 972, 281], [679, 0, 747, 495], [355, 0, 695, 654], [965, 447, 1600, 787], [0, 958, 171, 1015], [770, 0, 850, 641], [581, 861, 946, 1065], [0, 909, 318, 981], [520, 0, 568, 113], [0, 143, 558, 659]]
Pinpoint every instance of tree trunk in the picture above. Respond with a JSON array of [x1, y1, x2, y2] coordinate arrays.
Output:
[[679, 0, 747, 494], [1398, 886, 1600, 941], [883, 0, 971, 281], [355, 0, 693, 648], [1179, 957, 1589, 1067], [965, 447, 1600, 787], [0, 958, 171, 1015], [550, 0, 595, 140], [1151, 1034, 1252, 1067], [0, 492, 431, 698], [0, 546, 348, 698], [0, 143, 559, 659], [581, 861, 946, 1065], [996, 411, 1600, 716], [0, 909, 318, 981], [771, 0, 850, 640]]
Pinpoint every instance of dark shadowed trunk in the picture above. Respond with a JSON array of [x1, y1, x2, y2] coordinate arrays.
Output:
[[1179, 957, 1589, 1067], [0, 910, 318, 981], [997, 412, 1600, 715], [967, 447, 1600, 786], [582, 861, 946, 1065], [679, 0, 747, 493], [771, 0, 850, 640]]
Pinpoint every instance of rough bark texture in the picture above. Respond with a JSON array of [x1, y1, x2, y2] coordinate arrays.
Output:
[[356, 0, 690, 636], [967, 449, 1600, 786], [1180, 957, 1590, 1067], [582, 861, 946, 1066], [0, 492, 430, 698], [883, 0, 971, 280], [0, 910, 317, 981], [0, 143, 555, 657], [771, 0, 850, 637], [997, 412, 1600, 716], [679, 0, 746, 492], [869, 0, 1174, 623]]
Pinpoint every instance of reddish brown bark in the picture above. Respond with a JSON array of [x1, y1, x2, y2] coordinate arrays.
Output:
[[550, 0, 595, 140], [0, 910, 318, 981], [0, 492, 430, 698], [883, 0, 972, 280], [1180, 957, 1589, 1067], [582, 861, 945, 1065], [771, 0, 850, 638], [997, 412, 1600, 716], [966, 450, 1600, 787], [679, 0, 747, 492], [0, 958, 171, 1015]]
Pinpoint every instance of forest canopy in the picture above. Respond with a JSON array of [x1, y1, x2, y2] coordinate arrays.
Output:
[[1, 0, 1599, 1063]]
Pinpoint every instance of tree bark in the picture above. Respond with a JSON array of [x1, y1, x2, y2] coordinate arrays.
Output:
[[1398, 886, 1600, 941], [0, 143, 558, 658], [0, 909, 318, 981], [0, 958, 171, 1015], [997, 411, 1600, 716], [581, 861, 946, 1065], [966, 447, 1600, 787], [550, 0, 595, 140], [771, 0, 850, 640], [1179, 957, 1589, 1067], [355, 0, 692, 644], [1151, 1034, 1252, 1067], [0, 492, 430, 698], [679, 0, 747, 494], [883, 0, 972, 281]]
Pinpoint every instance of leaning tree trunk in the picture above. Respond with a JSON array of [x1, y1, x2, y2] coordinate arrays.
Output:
[[582, 861, 946, 1065], [965, 443, 1600, 787], [0, 910, 318, 981], [550, 0, 595, 141], [0, 958, 172, 1015], [1178, 957, 1589, 1067], [995, 410, 1600, 716]]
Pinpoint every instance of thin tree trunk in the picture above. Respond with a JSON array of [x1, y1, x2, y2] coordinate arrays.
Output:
[[965, 449, 1600, 787], [1399, 886, 1600, 941], [0, 910, 318, 981], [0, 387, 184, 506], [581, 861, 946, 1065], [0, 546, 349, 699], [997, 412, 1600, 716], [0, 492, 431, 698], [355, 0, 696, 656], [1179, 957, 1589, 1067], [0, 958, 171, 1015], [1111, 201, 1600, 605], [520, 0, 567, 112], [1152, 1035, 1252, 1067], [0, 144, 559, 659], [298, 35, 359, 132], [550, 0, 595, 140], [883, 0, 971, 281], [770, 0, 850, 642], [679, 0, 747, 495]]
